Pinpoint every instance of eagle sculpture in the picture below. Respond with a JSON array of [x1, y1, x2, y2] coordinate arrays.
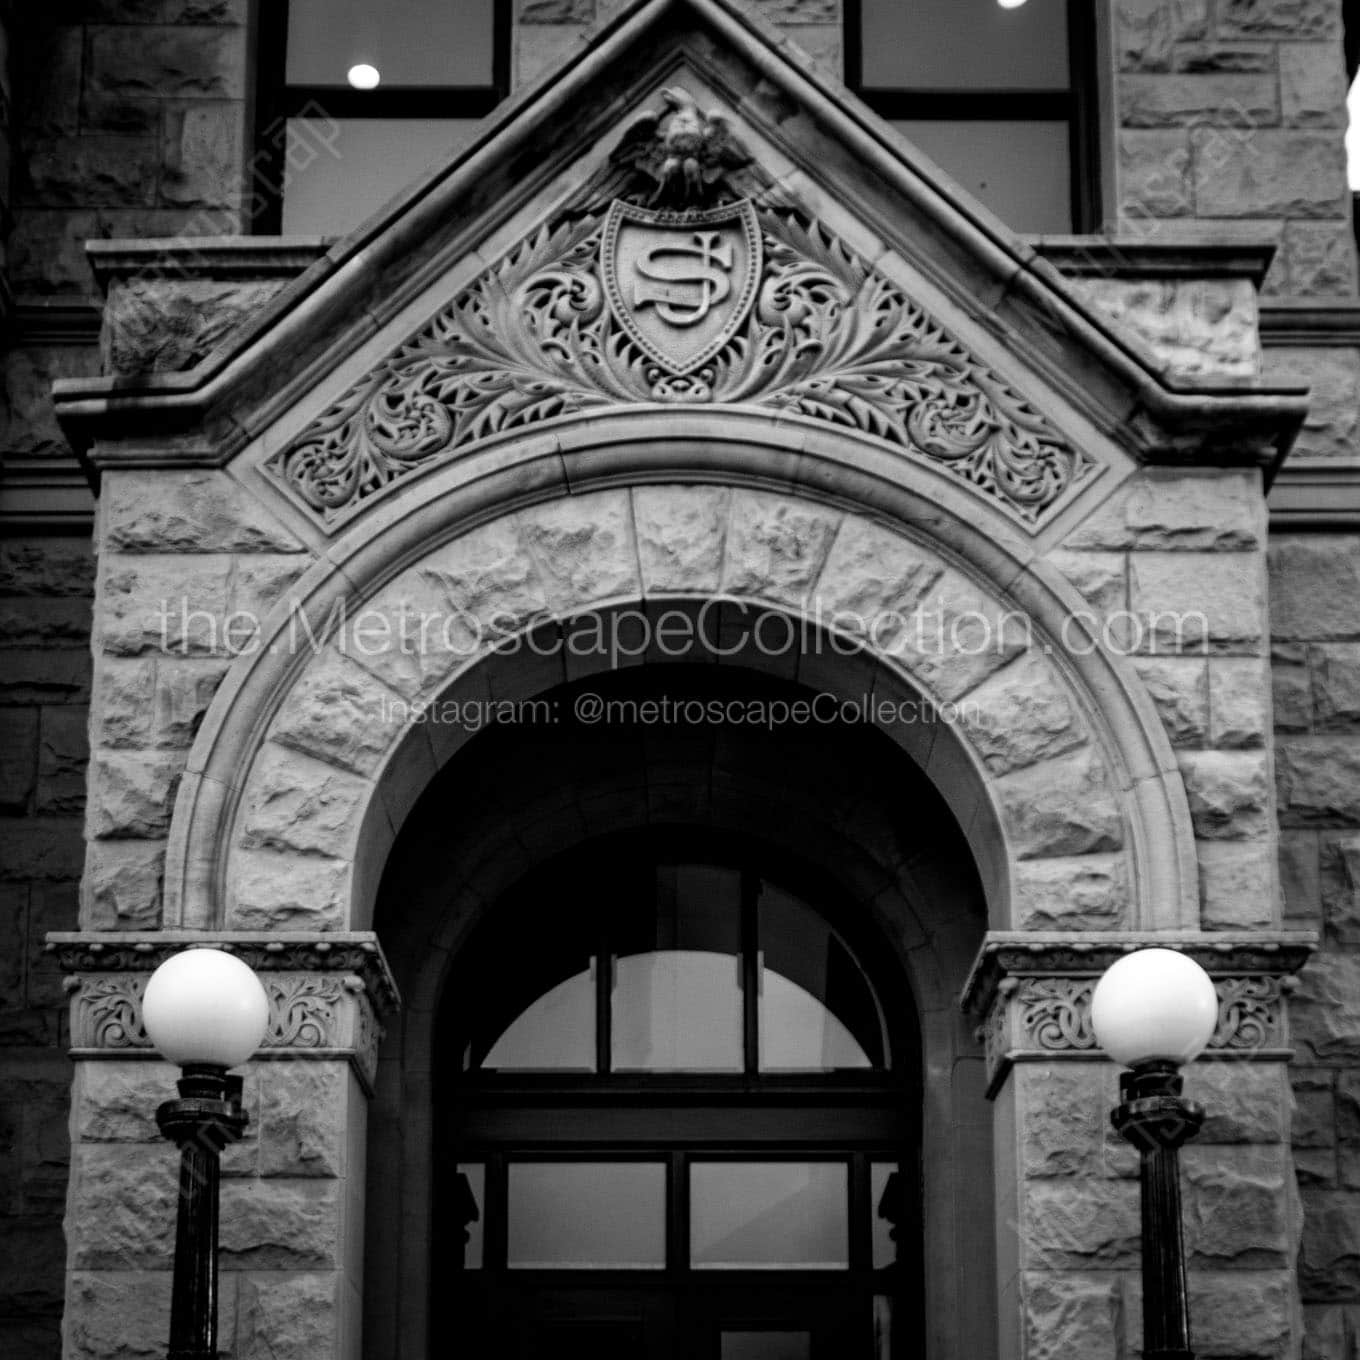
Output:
[[611, 87, 752, 207]]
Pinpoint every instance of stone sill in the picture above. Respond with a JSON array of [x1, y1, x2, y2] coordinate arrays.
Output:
[[86, 235, 332, 290], [1030, 233, 1278, 286], [1268, 457, 1360, 529]]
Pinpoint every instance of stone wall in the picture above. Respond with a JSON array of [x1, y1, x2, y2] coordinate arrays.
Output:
[[0, 536, 94, 1359], [1115, 0, 1356, 298], [1270, 534, 1360, 1356]]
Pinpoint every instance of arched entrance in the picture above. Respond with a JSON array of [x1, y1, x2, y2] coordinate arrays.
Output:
[[369, 663, 987, 1360]]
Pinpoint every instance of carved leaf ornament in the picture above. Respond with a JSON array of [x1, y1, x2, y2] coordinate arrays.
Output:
[[265, 111, 1092, 526]]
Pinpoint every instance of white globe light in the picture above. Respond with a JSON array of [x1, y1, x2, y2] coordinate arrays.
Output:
[[347, 63, 381, 90], [998, 0, 1029, 8], [142, 949, 270, 1069], [1089, 948, 1218, 1067]]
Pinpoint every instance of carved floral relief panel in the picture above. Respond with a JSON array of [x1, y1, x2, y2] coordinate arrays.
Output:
[[262, 89, 1094, 530]]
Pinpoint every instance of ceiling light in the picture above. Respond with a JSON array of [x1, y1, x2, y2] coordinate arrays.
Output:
[[348, 63, 381, 90]]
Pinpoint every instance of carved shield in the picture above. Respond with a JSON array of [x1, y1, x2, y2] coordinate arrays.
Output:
[[602, 199, 761, 374]]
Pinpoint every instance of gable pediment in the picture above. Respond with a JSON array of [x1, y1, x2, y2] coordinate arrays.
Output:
[[55, 0, 1305, 515]]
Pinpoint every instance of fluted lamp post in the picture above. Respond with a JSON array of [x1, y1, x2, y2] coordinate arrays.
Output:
[[142, 949, 270, 1360], [1090, 948, 1218, 1360]]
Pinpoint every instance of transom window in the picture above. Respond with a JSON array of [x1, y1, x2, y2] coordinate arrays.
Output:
[[459, 854, 888, 1076]]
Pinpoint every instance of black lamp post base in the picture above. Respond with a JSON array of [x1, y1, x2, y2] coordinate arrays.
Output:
[[158, 1065, 249, 1360]]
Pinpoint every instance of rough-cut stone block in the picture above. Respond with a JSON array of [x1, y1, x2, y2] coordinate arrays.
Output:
[[69, 1143, 177, 1268], [812, 517, 942, 631], [515, 23, 587, 86], [1301, 1189, 1360, 1298], [1121, 72, 1278, 127], [633, 486, 730, 595], [1043, 549, 1126, 624], [0, 1217, 67, 1316], [1130, 553, 1264, 653], [1075, 278, 1259, 378], [19, 133, 161, 208], [104, 471, 303, 554], [87, 749, 184, 840], [1013, 854, 1129, 929], [17, 25, 82, 137], [235, 1272, 337, 1360], [1273, 659, 1313, 734], [1119, 130, 1193, 216], [226, 848, 349, 930], [1177, 1271, 1295, 1356], [232, 556, 311, 626], [2, 344, 101, 456], [87, 24, 246, 99], [1024, 1179, 1140, 1268], [1272, 537, 1360, 640], [0, 539, 95, 597], [0, 597, 94, 647], [1280, 828, 1321, 924], [100, 556, 233, 657], [238, 747, 368, 859], [62, 1272, 172, 1360], [1116, 0, 1209, 70], [160, 100, 244, 210], [1019, 1066, 1107, 1177], [1294, 953, 1360, 1062], [0, 708, 38, 812], [781, 23, 842, 71], [0, 819, 87, 881], [1216, 0, 1340, 37], [90, 660, 155, 750], [1183, 1143, 1292, 1265], [1277, 738, 1360, 825], [1198, 838, 1278, 927], [75, 1060, 188, 1142], [1294, 1069, 1338, 1152], [270, 650, 405, 777], [520, 0, 592, 17], [1274, 221, 1358, 297], [997, 748, 1124, 859], [878, 569, 1030, 701], [1312, 645, 1360, 731], [219, 1177, 341, 1268], [722, 490, 841, 608], [1022, 1272, 1119, 1360], [1280, 43, 1348, 128], [1066, 471, 1261, 551], [1177, 750, 1270, 840], [1133, 656, 1209, 746], [151, 658, 231, 749], [81, 839, 164, 929], [1193, 128, 1349, 218], [259, 1063, 346, 1177], [954, 651, 1085, 774], [1186, 1062, 1288, 1143], [1320, 834, 1360, 944], [1265, 348, 1360, 459], [36, 705, 88, 815], [1208, 656, 1267, 748]]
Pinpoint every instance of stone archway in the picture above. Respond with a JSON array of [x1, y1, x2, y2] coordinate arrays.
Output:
[[162, 431, 1199, 943]]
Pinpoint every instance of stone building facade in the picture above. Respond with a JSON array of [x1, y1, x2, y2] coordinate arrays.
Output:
[[1, 1, 1359, 1358]]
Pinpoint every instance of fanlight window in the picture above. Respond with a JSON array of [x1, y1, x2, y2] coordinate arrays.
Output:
[[462, 857, 888, 1076]]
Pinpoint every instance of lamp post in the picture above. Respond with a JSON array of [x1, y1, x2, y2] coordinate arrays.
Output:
[[142, 948, 270, 1360], [1090, 948, 1219, 1360]]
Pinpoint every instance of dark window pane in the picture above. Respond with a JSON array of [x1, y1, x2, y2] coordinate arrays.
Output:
[[507, 1162, 666, 1268], [286, 0, 495, 87], [861, 0, 1069, 91], [759, 885, 885, 1072], [281, 118, 480, 236], [691, 1162, 849, 1269], [722, 1333, 812, 1360], [871, 1163, 898, 1270], [892, 120, 1072, 234], [612, 864, 743, 1071]]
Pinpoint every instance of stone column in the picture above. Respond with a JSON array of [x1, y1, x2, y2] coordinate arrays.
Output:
[[965, 932, 1313, 1360], [47, 933, 396, 1360]]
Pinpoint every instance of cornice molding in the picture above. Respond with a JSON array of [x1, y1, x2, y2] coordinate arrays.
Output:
[[86, 236, 331, 290], [10, 297, 103, 347], [0, 457, 96, 531], [1260, 299, 1360, 348], [1268, 458, 1360, 531], [45, 930, 401, 1018], [1032, 235, 1277, 286], [960, 931, 1318, 1097]]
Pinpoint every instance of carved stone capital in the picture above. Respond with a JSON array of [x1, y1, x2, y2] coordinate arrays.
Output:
[[49, 931, 399, 1095], [960, 931, 1317, 1098]]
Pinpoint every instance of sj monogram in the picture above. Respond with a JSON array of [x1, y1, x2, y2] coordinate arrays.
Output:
[[631, 231, 734, 327], [602, 198, 761, 375]]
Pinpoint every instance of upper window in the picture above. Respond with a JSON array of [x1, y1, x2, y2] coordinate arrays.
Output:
[[846, 0, 1100, 233], [253, 0, 511, 235], [457, 844, 890, 1077]]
